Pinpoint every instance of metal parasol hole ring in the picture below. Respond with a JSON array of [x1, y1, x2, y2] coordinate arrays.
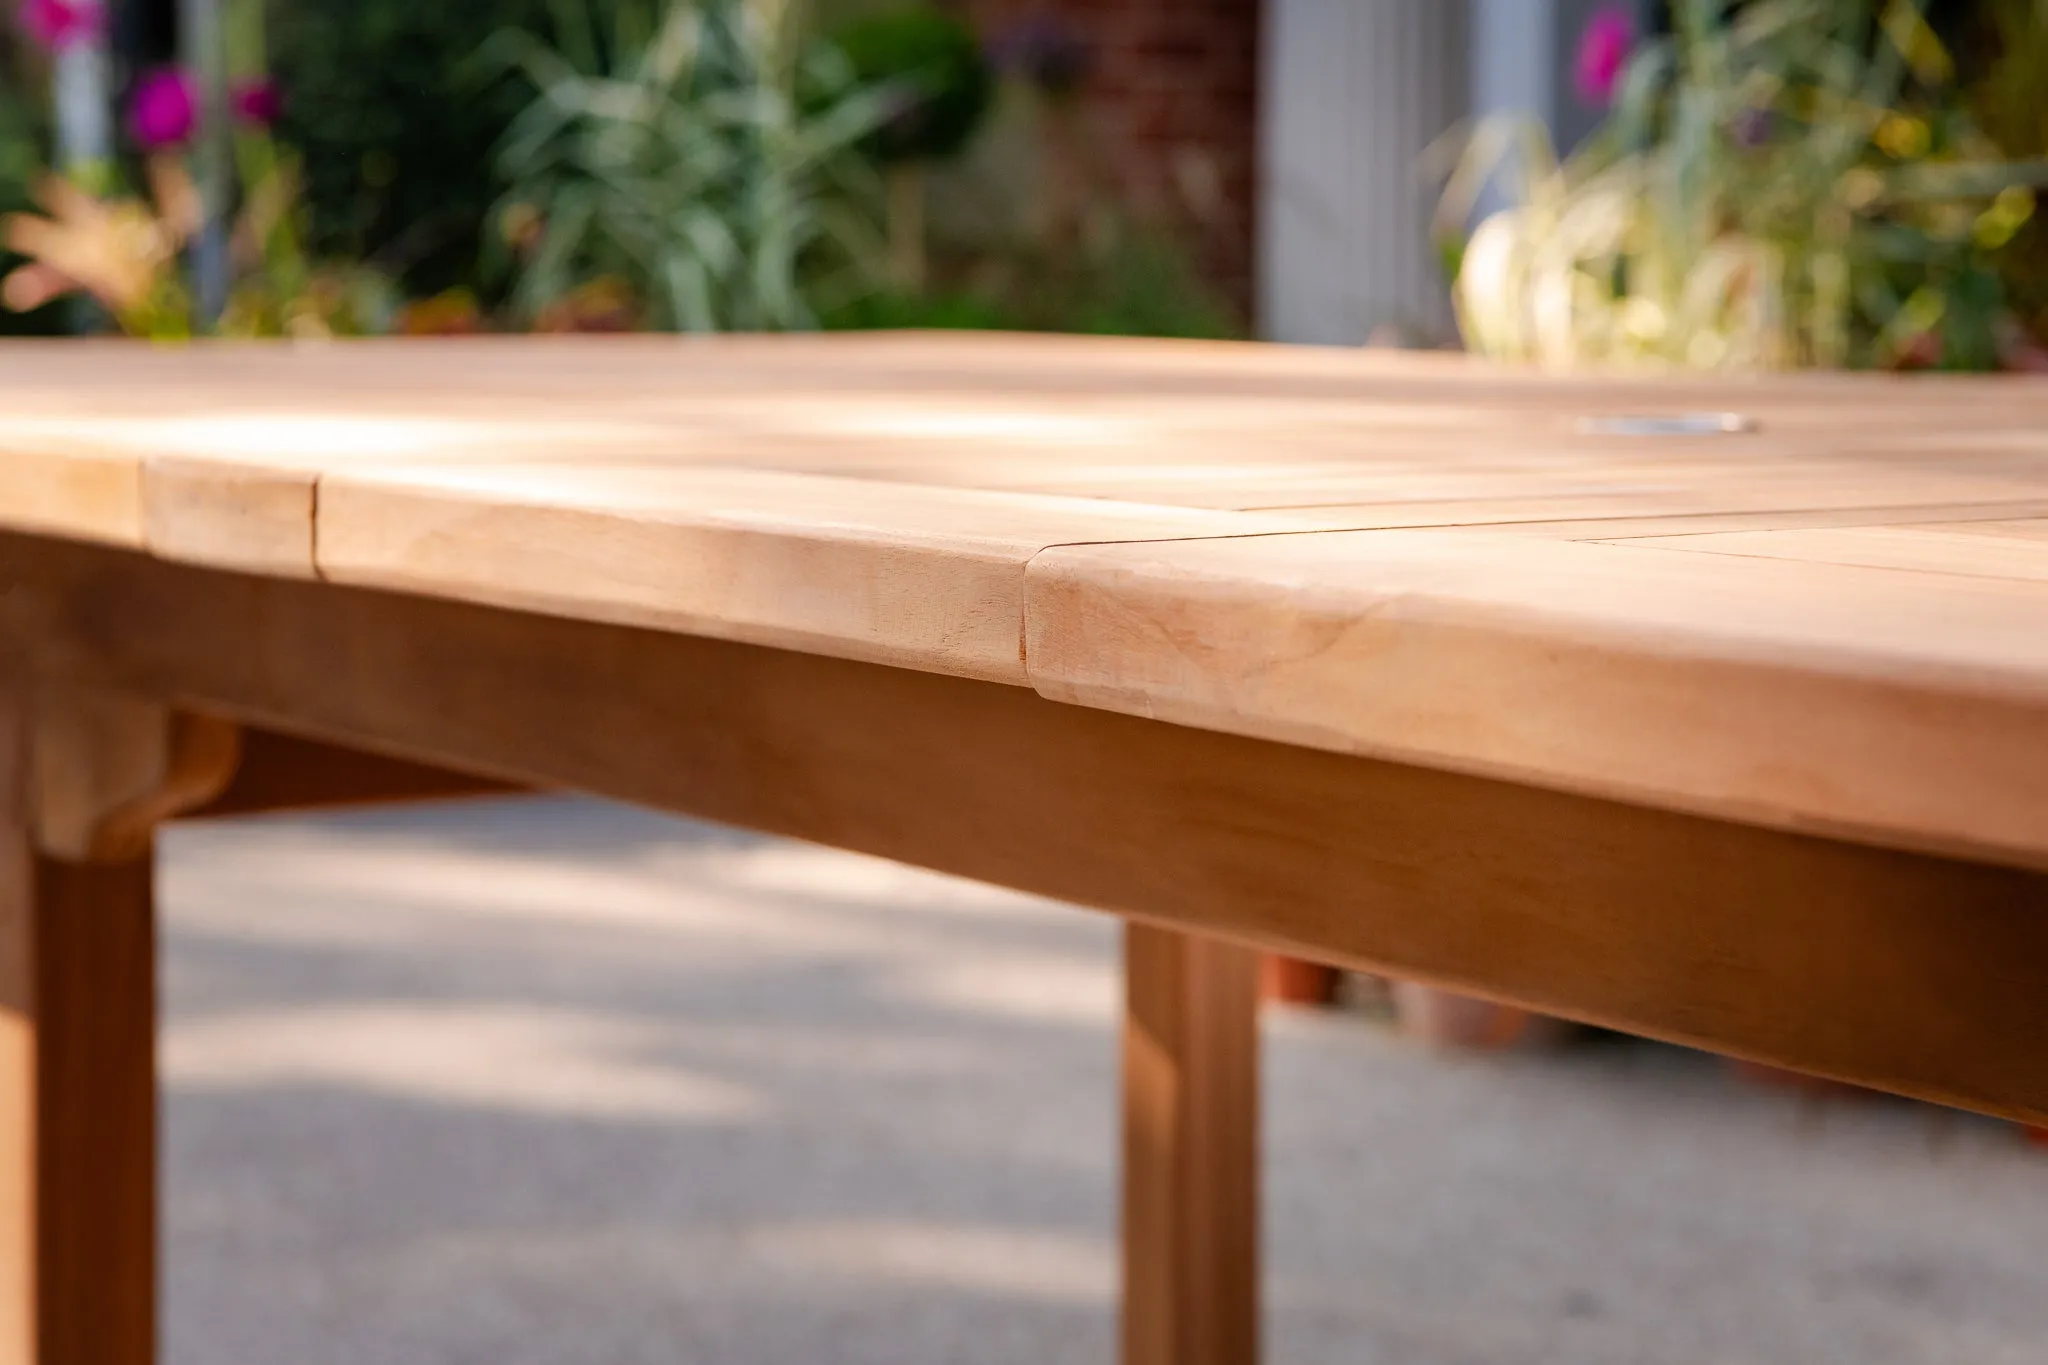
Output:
[[1576, 413, 1759, 436]]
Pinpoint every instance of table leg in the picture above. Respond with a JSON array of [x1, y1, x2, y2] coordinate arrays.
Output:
[[0, 680, 235, 1365], [3, 844, 157, 1365], [1121, 921, 1260, 1365]]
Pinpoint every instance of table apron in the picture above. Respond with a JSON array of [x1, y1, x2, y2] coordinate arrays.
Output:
[[6, 531, 2047, 1122]]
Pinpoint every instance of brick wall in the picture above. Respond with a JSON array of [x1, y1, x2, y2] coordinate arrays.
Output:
[[961, 0, 1262, 318]]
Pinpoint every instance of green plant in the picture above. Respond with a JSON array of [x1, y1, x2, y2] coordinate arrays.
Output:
[[821, 285, 1013, 329], [1441, 0, 2048, 371], [1049, 222, 1239, 340], [832, 9, 990, 165], [484, 0, 896, 332], [831, 8, 990, 292], [266, 0, 623, 298], [1968, 0, 2048, 347], [0, 152, 396, 339], [0, 25, 61, 333], [1, 0, 397, 340], [823, 213, 1238, 339]]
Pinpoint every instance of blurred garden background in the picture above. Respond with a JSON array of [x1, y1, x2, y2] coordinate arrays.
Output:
[[4, 0, 2048, 369], [0, 0, 1257, 341], [9, 3, 2048, 1360]]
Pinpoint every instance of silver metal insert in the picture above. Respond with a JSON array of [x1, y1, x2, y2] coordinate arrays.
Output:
[[1577, 413, 1758, 437]]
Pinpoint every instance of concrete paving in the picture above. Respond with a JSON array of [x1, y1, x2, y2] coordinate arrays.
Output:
[[160, 796, 2048, 1364]]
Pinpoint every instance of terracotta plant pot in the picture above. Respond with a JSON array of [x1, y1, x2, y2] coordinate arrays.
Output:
[[1387, 981, 1569, 1050], [1260, 954, 1341, 1005]]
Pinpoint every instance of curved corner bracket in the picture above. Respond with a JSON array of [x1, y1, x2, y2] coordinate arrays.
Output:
[[30, 689, 242, 863]]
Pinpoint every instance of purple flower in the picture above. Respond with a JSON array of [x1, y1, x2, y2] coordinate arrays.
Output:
[[231, 79, 282, 127], [18, 0, 103, 50], [1732, 106, 1774, 150], [128, 69, 197, 148], [987, 14, 1090, 97], [1574, 5, 1635, 108]]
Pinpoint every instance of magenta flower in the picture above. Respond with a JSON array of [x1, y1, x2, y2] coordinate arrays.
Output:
[[18, 0, 103, 50], [1574, 5, 1635, 107], [128, 69, 197, 148], [231, 79, 282, 127]]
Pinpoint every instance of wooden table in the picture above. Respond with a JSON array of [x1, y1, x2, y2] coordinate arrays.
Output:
[[3, 333, 2047, 1364]]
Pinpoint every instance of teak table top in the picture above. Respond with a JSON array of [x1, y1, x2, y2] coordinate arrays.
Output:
[[4, 332, 2043, 870], [9, 333, 2048, 1364]]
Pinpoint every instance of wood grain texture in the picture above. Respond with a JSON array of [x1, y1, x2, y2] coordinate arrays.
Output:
[[1602, 519, 2048, 582], [11, 534, 2048, 1122], [1122, 922, 1259, 1365], [1, 685, 156, 1365], [141, 457, 322, 576], [0, 439, 142, 549], [314, 466, 1323, 683], [28, 689, 239, 862], [7, 335, 2048, 744], [1024, 528, 2048, 870]]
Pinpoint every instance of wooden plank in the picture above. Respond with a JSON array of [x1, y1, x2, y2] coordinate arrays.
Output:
[[142, 457, 322, 577], [1, 693, 156, 1365], [1006, 457, 2048, 513], [1941, 518, 2048, 542], [1438, 500, 2048, 541], [1604, 520, 2048, 583], [11, 533, 2048, 1121], [313, 465, 1325, 683], [0, 439, 143, 548], [5, 336, 2048, 565], [1025, 528, 2048, 870], [29, 691, 239, 861], [188, 727, 526, 819], [1122, 922, 1259, 1365]]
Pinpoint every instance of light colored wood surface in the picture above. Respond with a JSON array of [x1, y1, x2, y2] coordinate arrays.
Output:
[[0, 436, 143, 548], [11, 534, 2048, 1123], [1025, 528, 2048, 870], [1122, 922, 1260, 1365], [1600, 518, 2048, 580], [4, 334, 2048, 856], [314, 466, 1328, 683]]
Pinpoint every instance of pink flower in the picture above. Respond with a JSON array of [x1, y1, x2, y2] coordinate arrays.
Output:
[[128, 69, 197, 148], [231, 79, 282, 127], [1574, 5, 1635, 107], [18, 0, 103, 49]]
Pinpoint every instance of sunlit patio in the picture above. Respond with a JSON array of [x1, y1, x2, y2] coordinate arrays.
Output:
[[161, 797, 2048, 1365]]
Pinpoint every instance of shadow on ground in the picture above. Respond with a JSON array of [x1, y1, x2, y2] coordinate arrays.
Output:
[[160, 796, 2048, 1365]]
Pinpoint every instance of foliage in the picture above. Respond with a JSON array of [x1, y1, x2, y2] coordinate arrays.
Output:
[[1, 0, 396, 340], [824, 216, 1240, 340], [265, 0, 619, 297], [484, 0, 896, 332], [832, 8, 991, 164], [2, 159, 196, 335], [1043, 225, 1239, 340], [984, 13, 1090, 100], [0, 26, 60, 333], [821, 285, 1011, 329], [1967, 0, 2048, 345], [0, 153, 395, 339], [1441, 0, 2048, 372]]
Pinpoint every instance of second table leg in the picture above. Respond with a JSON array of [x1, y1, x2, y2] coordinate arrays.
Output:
[[1, 848, 158, 1365], [1121, 920, 1261, 1365]]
